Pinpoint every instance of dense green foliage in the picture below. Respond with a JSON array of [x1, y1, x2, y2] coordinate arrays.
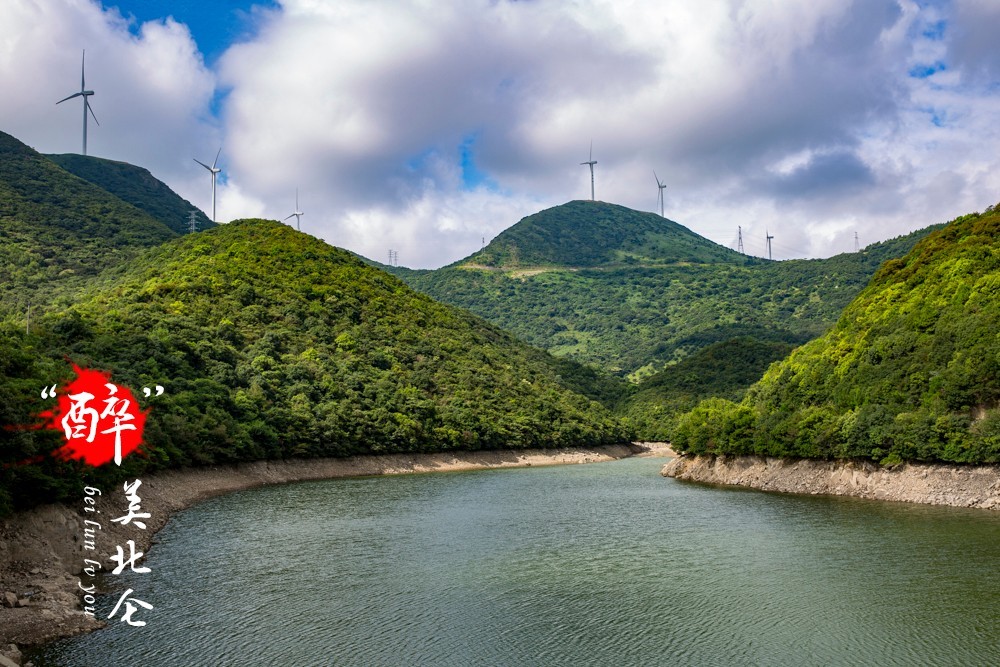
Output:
[[48, 153, 215, 235], [620, 337, 795, 440], [463, 200, 748, 268], [395, 217, 937, 379], [0, 131, 177, 315], [672, 207, 1000, 465], [0, 219, 631, 516]]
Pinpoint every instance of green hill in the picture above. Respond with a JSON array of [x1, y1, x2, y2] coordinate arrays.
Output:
[[47, 153, 215, 235], [671, 206, 1000, 465], [0, 131, 177, 315], [0, 219, 631, 516], [395, 216, 937, 379], [463, 200, 747, 268]]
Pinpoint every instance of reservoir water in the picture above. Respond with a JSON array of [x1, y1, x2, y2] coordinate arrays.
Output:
[[31, 456, 1000, 666]]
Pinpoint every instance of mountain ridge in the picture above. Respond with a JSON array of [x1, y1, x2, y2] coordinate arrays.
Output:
[[0, 131, 178, 313], [47, 153, 216, 236], [393, 214, 940, 379]]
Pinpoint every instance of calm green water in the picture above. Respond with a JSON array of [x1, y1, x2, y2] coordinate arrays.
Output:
[[32, 457, 1000, 666]]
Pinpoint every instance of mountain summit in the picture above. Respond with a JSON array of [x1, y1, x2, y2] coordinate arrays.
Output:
[[461, 200, 747, 269]]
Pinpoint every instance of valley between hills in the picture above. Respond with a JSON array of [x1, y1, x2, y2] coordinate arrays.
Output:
[[5, 125, 999, 522]]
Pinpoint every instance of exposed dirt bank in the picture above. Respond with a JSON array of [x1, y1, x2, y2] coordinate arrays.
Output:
[[634, 442, 677, 458], [0, 444, 639, 654], [662, 454, 1000, 510]]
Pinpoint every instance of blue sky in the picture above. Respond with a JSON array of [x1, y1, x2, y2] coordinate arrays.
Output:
[[107, 0, 276, 64], [1, 0, 999, 267]]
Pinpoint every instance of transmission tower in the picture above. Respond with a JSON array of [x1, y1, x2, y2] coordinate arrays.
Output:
[[854, 231, 860, 252], [766, 230, 774, 260], [737, 225, 745, 254], [187, 210, 200, 234], [387, 249, 398, 267]]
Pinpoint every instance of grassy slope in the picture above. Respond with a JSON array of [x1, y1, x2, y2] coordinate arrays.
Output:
[[672, 207, 1000, 465]]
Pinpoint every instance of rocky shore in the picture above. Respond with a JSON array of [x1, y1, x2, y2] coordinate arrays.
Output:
[[0, 444, 640, 659], [662, 454, 1000, 509]]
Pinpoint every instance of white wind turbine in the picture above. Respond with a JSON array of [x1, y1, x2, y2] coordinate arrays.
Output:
[[580, 141, 597, 201], [56, 50, 98, 156], [654, 171, 667, 217], [285, 188, 304, 231], [194, 148, 222, 223]]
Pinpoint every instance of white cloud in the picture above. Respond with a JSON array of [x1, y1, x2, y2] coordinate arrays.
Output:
[[1, 0, 999, 267], [0, 0, 229, 217]]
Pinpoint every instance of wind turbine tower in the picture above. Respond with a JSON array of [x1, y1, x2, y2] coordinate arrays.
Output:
[[766, 230, 774, 260], [56, 50, 98, 156], [194, 148, 222, 223], [285, 188, 304, 231], [654, 171, 667, 217], [580, 142, 597, 201]]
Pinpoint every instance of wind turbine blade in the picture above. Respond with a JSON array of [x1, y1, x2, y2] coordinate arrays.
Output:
[[589, 139, 593, 162], [81, 50, 86, 89], [654, 170, 660, 186], [212, 147, 222, 169], [193, 158, 212, 171], [86, 100, 99, 126], [56, 92, 82, 104], [284, 214, 295, 220]]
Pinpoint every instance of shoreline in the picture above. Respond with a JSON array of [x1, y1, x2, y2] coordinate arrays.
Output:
[[0, 444, 642, 656], [662, 454, 1000, 510]]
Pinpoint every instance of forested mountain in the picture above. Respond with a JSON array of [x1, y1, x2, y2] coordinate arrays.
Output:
[[392, 204, 938, 379], [47, 153, 215, 235], [0, 218, 630, 516], [0, 131, 177, 314], [672, 206, 1000, 465], [460, 200, 748, 268]]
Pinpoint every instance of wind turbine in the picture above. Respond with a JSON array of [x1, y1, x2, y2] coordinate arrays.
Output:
[[285, 188, 304, 231], [56, 50, 98, 156], [194, 148, 222, 223], [654, 171, 667, 217], [580, 141, 597, 201]]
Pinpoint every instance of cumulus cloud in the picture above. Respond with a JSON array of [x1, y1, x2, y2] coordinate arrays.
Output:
[[1, 0, 999, 265], [947, 0, 1000, 83], [0, 0, 224, 215]]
